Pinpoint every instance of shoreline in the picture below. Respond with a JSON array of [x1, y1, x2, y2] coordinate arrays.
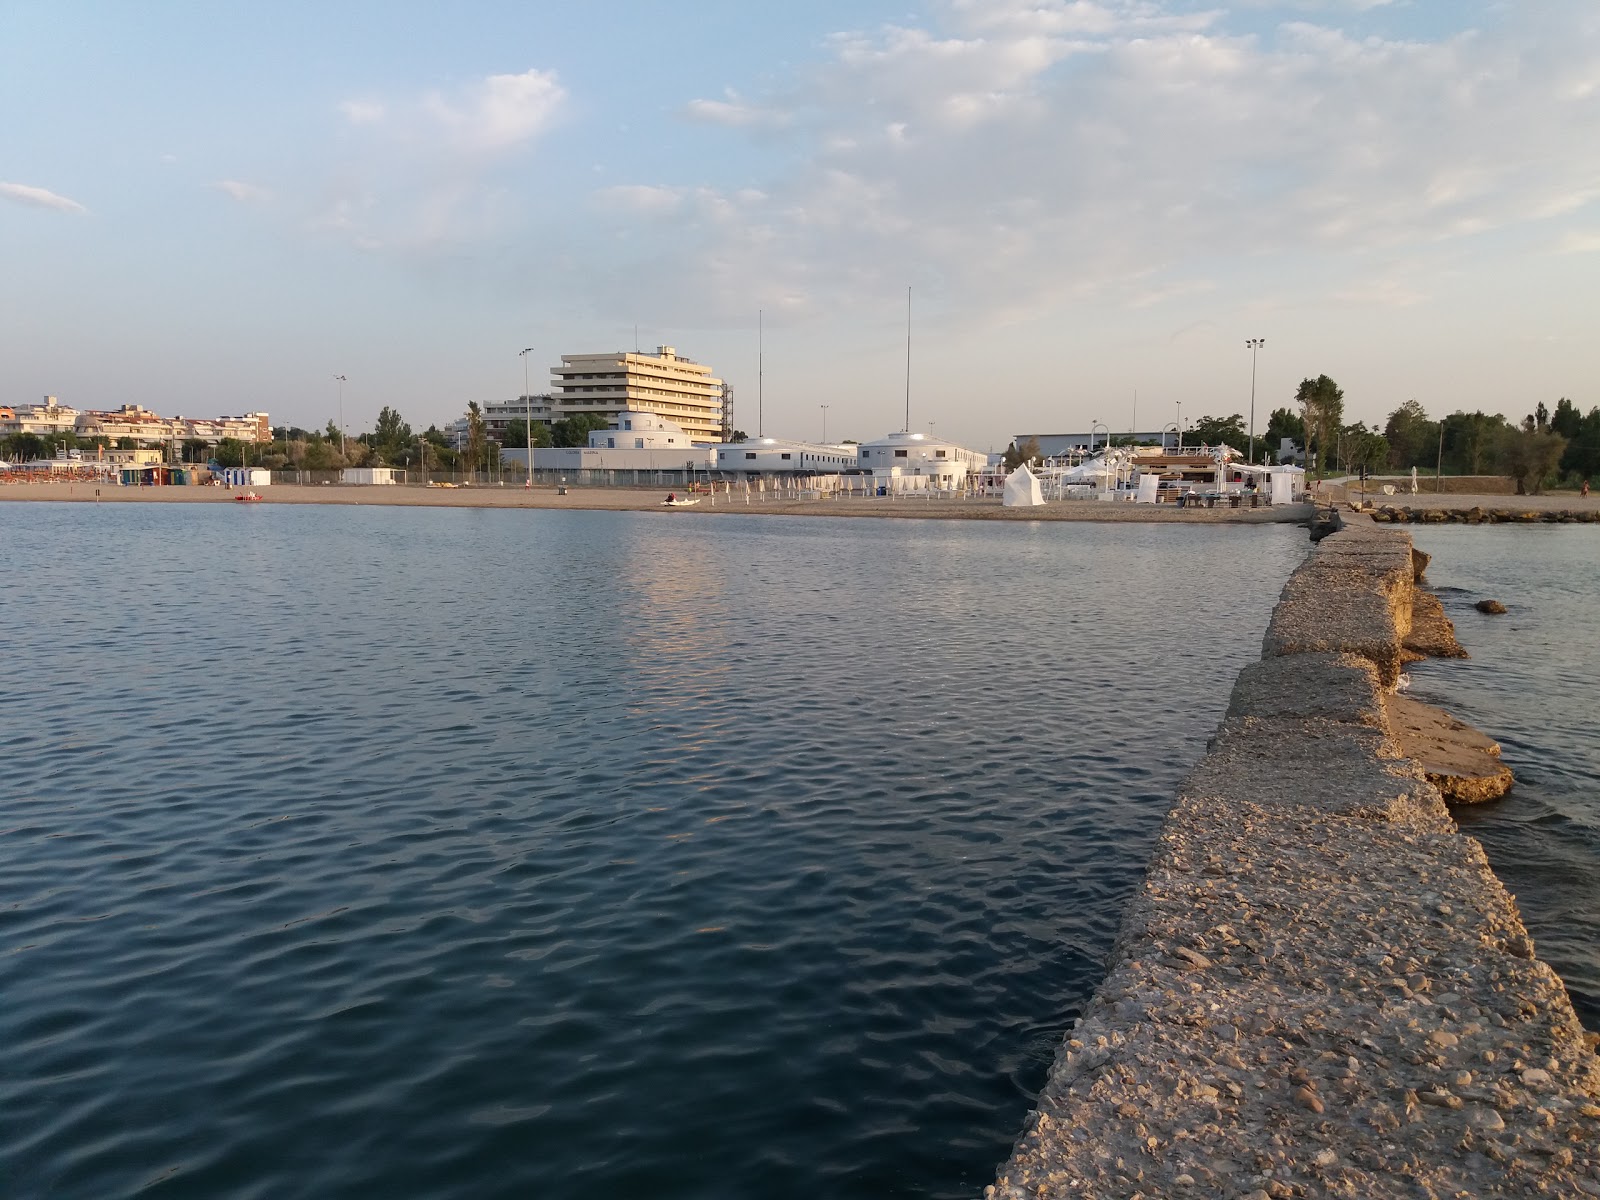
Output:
[[0, 480, 1313, 523]]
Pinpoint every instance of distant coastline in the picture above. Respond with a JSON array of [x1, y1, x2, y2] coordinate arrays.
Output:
[[0, 480, 1316, 523]]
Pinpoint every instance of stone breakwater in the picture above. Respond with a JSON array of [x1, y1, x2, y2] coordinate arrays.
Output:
[[989, 519, 1600, 1199], [1369, 505, 1600, 525]]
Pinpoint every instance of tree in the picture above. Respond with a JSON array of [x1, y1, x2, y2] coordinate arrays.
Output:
[[4, 432, 48, 461], [551, 413, 610, 448], [503, 418, 552, 448], [1441, 410, 1510, 476], [464, 402, 488, 477], [1383, 399, 1438, 470], [1187, 414, 1247, 455], [1562, 406, 1600, 483], [1497, 427, 1566, 495], [1339, 423, 1390, 476], [215, 437, 248, 467], [1551, 398, 1582, 441], [729, 429, 750, 443], [1262, 408, 1304, 462], [1294, 375, 1344, 479], [373, 406, 412, 454], [1002, 437, 1042, 470]]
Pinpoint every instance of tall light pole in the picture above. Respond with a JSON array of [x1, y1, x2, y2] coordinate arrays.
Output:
[[1175, 400, 1183, 453], [820, 404, 830, 442], [333, 374, 347, 458], [519, 347, 535, 488], [1246, 338, 1265, 464]]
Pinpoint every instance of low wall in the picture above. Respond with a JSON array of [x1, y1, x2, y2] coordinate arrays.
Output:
[[990, 520, 1600, 1199]]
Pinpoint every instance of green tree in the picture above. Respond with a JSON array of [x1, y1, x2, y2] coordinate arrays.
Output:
[[215, 437, 248, 467], [464, 402, 488, 476], [1550, 398, 1582, 441], [4, 432, 48, 461], [1383, 399, 1438, 470], [551, 412, 611, 448], [503, 418, 552, 448], [373, 405, 412, 454], [1563, 406, 1600, 482], [1262, 408, 1304, 462], [1187, 413, 1247, 455], [1497, 427, 1566, 495], [1294, 375, 1345, 479], [1441, 410, 1510, 476], [1338, 423, 1390, 476]]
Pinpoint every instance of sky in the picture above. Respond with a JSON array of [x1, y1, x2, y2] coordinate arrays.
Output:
[[3, 1, 1597, 450]]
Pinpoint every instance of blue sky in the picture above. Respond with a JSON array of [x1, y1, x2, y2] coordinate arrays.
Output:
[[3, 1, 1597, 449]]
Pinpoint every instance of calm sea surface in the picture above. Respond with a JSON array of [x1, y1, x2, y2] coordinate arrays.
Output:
[[1404, 526, 1600, 1031], [5, 503, 1301, 1197]]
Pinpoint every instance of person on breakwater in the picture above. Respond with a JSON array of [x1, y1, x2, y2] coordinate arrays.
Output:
[[1583, 479, 1591, 498]]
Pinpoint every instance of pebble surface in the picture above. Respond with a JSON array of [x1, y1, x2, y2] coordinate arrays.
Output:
[[989, 519, 1600, 1198]]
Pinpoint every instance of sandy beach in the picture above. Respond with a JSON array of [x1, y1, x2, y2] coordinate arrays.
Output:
[[0, 479, 1324, 523]]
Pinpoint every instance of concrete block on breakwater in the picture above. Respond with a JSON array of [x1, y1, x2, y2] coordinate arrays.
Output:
[[989, 520, 1600, 1199]]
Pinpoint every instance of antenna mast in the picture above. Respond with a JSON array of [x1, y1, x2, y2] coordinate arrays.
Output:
[[758, 309, 764, 438], [904, 286, 911, 433]]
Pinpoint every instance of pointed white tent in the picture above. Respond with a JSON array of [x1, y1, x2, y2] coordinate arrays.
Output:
[[1003, 464, 1045, 507]]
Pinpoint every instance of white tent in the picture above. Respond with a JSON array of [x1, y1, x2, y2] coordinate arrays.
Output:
[[1003, 464, 1045, 507]]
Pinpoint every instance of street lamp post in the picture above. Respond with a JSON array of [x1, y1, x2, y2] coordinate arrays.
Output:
[[333, 374, 347, 459], [1175, 401, 1183, 453], [821, 404, 830, 442], [1246, 338, 1265, 464], [519, 347, 535, 488]]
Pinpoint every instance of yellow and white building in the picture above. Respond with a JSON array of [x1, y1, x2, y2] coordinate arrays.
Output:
[[550, 346, 725, 441]]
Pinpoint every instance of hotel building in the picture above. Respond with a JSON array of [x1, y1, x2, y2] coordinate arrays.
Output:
[[550, 346, 726, 441]]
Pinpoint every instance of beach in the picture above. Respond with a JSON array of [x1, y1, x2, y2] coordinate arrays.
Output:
[[0, 479, 1316, 522]]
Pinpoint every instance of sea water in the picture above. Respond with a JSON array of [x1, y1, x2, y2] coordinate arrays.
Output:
[[0, 502, 1317, 1198]]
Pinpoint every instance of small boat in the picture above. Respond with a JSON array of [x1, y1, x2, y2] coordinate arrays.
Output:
[[234, 492, 264, 503], [662, 497, 700, 507]]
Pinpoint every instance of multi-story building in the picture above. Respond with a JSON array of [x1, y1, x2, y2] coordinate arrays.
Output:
[[76, 405, 270, 445], [550, 346, 726, 441], [1, 397, 82, 437], [482, 394, 555, 440]]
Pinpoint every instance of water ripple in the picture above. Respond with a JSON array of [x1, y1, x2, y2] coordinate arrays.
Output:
[[0, 504, 1306, 1199]]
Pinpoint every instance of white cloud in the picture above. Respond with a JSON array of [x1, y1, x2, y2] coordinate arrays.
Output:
[[0, 181, 88, 214], [685, 92, 790, 130], [305, 68, 567, 253], [598, 4, 1600, 328], [340, 99, 385, 125], [421, 69, 566, 153], [213, 179, 271, 204]]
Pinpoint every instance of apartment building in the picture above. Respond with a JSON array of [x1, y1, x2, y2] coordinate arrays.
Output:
[[551, 346, 726, 441]]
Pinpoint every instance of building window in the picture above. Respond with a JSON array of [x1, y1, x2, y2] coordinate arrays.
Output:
[[607, 437, 615, 448], [936, 449, 947, 458], [895, 449, 908, 458], [635, 438, 644, 449], [781, 452, 791, 460], [745, 452, 756, 460]]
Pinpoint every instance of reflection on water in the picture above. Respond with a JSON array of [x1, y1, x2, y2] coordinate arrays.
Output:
[[0, 503, 1307, 1200]]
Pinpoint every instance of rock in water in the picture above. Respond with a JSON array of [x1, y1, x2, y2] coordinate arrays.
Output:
[[1475, 599, 1508, 615], [1386, 694, 1514, 804]]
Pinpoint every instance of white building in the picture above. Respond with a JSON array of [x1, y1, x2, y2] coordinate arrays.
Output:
[[590, 410, 700, 452], [713, 437, 859, 475], [483, 394, 555, 439], [551, 346, 726, 441], [854, 430, 987, 489], [2, 397, 82, 437]]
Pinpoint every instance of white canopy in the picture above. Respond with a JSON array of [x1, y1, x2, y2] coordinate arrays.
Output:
[[1002, 464, 1045, 507]]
